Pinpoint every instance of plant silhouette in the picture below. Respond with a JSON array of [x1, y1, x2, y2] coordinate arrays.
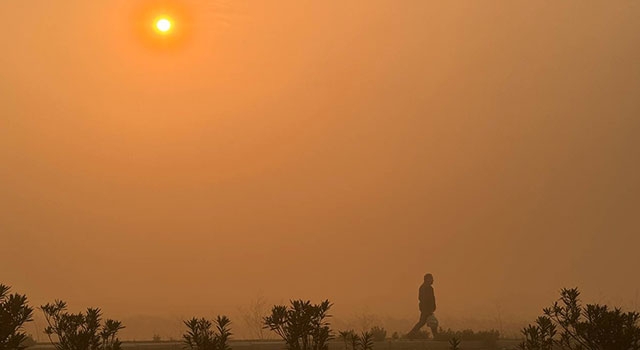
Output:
[[338, 330, 356, 350], [369, 327, 386, 342], [264, 300, 333, 350], [40, 300, 124, 350], [520, 288, 640, 350], [0, 284, 34, 350], [358, 331, 374, 350], [183, 315, 232, 350], [448, 337, 461, 350], [337, 330, 374, 350]]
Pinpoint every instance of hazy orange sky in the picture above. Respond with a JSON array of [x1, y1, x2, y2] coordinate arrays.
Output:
[[1, 0, 639, 340]]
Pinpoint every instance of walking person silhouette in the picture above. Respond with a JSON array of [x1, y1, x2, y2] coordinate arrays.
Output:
[[407, 273, 438, 338]]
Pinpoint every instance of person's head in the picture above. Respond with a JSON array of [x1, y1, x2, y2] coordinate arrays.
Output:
[[424, 273, 434, 285]]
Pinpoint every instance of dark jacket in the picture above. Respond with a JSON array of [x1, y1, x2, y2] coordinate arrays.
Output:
[[418, 283, 436, 314]]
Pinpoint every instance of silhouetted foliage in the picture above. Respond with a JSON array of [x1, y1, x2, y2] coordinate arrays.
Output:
[[391, 332, 399, 341], [152, 334, 162, 342], [520, 287, 640, 350], [448, 337, 461, 350], [264, 300, 333, 350], [338, 330, 356, 350], [358, 332, 373, 350], [0, 284, 34, 350], [40, 300, 124, 350], [338, 330, 374, 350], [519, 317, 556, 350], [369, 326, 386, 341], [183, 316, 232, 350], [349, 332, 359, 350]]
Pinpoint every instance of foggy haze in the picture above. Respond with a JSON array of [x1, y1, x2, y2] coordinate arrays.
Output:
[[1, 0, 639, 340]]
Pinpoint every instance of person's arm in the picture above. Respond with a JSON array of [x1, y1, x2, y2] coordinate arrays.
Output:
[[424, 286, 436, 313], [431, 288, 436, 312]]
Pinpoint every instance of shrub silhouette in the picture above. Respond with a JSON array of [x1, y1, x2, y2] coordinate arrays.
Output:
[[183, 316, 232, 350], [448, 337, 461, 350], [0, 284, 34, 350], [338, 330, 356, 350], [369, 326, 386, 342], [40, 300, 124, 350], [358, 331, 374, 350], [520, 287, 640, 350], [338, 330, 374, 350], [520, 316, 556, 350], [264, 300, 333, 350], [349, 331, 359, 350]]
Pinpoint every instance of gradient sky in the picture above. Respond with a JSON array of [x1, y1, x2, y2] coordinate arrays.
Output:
[[1, 0, 639, 340]]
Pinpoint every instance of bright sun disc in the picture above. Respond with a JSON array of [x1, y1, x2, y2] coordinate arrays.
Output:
[[156, 18, 172, 32]]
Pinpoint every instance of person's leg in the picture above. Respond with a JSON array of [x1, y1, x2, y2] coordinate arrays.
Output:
[[408, 311, 428, 337], [429, 324, 438, 338]]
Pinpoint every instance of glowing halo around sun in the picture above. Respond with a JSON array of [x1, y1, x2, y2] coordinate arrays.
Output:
[[155, 18, 172, 33], [132, 2, 192, 48]]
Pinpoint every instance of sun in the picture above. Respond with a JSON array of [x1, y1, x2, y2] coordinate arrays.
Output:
[[155, 18, 172, 33]]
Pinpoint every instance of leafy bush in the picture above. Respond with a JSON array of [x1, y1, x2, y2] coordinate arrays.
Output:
[[264, 300, 333, 350], [338, 330, 356, 350], [40, 300, 124, 350], [369, 326, 386, 341], [448, 337, 461, 350], [358, 332, 373, 350], [519, 317, 555, 350], [520, 288, 640, 350], [0, 284, 34, 350], [183, 316, 232, 350], [338, 330, 373, 350]]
